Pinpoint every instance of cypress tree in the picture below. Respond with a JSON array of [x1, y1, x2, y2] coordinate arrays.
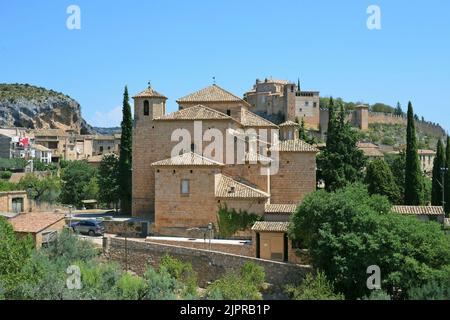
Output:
[[404, 102, 422, 205], [431, 140, 445, 206], [119, 86, 133, 215], [318, 100, 366, 191], [327, 97, 336, 147], [299, 117, 307, 141], [445, 136, 450, 214]]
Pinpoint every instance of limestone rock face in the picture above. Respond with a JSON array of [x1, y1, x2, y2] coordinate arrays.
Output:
[[0, 83, 94, 134]]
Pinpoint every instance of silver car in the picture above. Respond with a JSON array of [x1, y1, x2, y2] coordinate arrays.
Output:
[[71, 220, 105, 236]]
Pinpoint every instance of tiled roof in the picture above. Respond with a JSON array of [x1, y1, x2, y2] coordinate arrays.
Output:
[[265, 204, 297, 214], [362, 149, 384, 157], [33, 144, 51, 152], [177, 84, 249, 106], [156, 105, 233, 121], [357, 142, 379, 149], [252, 221, 290, 233], [152, 152, 224, 167], [418, 149, 436, 155], [243, 152, 273, 164], [279, 121, 299, 127], [133, 87, 167, 99], [270, 140, 319, 152], [9, 213, 65, 234], [392, 206, 444, 216], [215, 174, 269, 199], [240, 109, 278, 127], [33, 129, 69, 137]]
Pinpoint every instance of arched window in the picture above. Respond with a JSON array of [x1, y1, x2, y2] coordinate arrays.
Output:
[[143, 100, 150, 116]]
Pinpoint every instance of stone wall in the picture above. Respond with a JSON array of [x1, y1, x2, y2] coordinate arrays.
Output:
[[148, 238, 254, 257], [270, 152, 317, 204], [320, 108, 445, 138], [103, 236, 311, 289]]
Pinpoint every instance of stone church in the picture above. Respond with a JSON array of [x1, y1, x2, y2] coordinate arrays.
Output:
[[131, 83, 318, 243]]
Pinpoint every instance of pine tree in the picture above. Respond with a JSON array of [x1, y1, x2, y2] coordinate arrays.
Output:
[[431, 139, 445, 206], [297, 78, 301, 92], [394, 102, 403, 116], [119, 86, 133, 215], [444, 136, 450, 214], [404, 102, 423, 205]]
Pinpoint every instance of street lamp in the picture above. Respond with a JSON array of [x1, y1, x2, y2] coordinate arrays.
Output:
[[207, 223, 214, 251], [68, 205, 73, 232]]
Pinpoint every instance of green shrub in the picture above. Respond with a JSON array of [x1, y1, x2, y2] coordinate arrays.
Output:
[[205, 273, 262, 300], [408, 279, 450, 300], [0, 171, 12, 180], [205, 263, 265, 300], [361, 290, 392, 300], [240, 262, 265, 288], [160, 255, 198, 296], [114, 272, 147, 300], [285, 272, 344, 300]]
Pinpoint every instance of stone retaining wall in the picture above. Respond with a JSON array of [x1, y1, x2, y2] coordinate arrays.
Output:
[[147, 238, 254, 257], [103, 236, 311, 289]]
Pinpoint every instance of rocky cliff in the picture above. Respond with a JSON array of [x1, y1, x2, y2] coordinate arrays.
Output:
[[0, 83, 94, 134]]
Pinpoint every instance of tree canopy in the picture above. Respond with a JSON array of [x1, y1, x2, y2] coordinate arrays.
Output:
[[289, 184, 450, 299], [318, 100, 366, 191]]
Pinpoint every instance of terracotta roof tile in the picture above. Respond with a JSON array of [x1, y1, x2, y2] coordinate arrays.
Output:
[[279, 121, 299, 127], [392, 206, 444, 216], [243, 152, 273, 164], [215, 174, 269, 199], [133, 87, 167, 99], [156, 105, 233, 121], [33, 144, 51, 152], [9, 213, 65, 234], [177, 84, 249, 105], [240, 109, 278, 127], [252, 221, 290, 232], [152, 152, 224, 167], [270, 140, 319, 152], [418, 149, 436, 155], [265, 204, 297, 214]]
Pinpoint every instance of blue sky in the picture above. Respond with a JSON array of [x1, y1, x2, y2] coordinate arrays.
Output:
[[1, 0, 449, 130]]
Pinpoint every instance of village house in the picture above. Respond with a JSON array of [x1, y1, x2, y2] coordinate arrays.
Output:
[[131, 83, 319, 261], [392, 205, 445, 224], [8, 212, 66, 248], [418, 149, 436, 173], [0, 191, 30, 214]]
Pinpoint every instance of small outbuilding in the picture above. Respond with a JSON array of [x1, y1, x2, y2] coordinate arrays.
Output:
[[252, 221, 291, 262], [0, 191, 29, 214], [9, 212, 66, 248], [392, 205, 445, 224]]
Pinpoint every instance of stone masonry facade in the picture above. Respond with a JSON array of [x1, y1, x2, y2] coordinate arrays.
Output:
[[131, 83, 319, 239]]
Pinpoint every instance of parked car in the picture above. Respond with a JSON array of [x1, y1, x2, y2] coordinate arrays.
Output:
[[70, 220, 105, 236]]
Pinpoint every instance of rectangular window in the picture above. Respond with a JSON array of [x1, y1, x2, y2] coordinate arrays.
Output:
[[305, 101, 310, 107], [181, 179, 190, 195], [313, 102, 317, 108]]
